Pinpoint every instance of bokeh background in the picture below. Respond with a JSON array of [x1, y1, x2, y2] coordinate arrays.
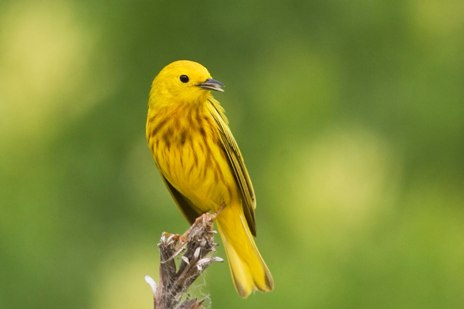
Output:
[[1, 0, 464, 308]]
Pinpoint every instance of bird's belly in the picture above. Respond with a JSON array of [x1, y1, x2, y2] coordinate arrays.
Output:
[[156, 136, 234, 212]]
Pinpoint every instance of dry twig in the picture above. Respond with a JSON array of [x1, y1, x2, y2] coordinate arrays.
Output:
[[145, 213, 223, 309]]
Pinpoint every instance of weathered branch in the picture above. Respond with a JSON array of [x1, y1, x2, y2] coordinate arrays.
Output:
[[145, 213, 223, 309]]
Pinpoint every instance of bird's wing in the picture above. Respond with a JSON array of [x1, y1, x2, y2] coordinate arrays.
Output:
[[208, 98, 257, 236]]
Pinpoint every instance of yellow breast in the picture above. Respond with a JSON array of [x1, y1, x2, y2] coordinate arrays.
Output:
[[147, 103, 235, 212]]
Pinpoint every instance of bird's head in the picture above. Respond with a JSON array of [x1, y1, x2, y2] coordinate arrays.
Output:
[[149, 60, 224, 106]]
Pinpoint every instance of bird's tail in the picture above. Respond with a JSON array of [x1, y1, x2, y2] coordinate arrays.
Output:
[[216, 204, 274, 298]]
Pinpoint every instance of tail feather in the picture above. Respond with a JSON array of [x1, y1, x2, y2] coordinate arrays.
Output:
[[216, 205, 274, 298]]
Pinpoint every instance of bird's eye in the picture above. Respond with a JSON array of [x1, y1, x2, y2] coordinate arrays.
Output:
[[179, 75, 189, 83]]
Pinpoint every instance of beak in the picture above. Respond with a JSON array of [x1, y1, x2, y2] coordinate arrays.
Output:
[[198, 78, 224, 92]]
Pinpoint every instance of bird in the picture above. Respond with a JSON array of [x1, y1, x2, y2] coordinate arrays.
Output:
[[146, 60, 274, 297]]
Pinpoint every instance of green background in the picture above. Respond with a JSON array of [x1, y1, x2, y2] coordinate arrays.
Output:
[[1, 0, 463, 308]]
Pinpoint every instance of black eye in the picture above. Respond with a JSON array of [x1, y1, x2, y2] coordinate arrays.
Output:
[[179, 75, 189, 83]]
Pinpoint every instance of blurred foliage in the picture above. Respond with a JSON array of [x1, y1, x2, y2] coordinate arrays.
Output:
[[1, 0, 464, 308]]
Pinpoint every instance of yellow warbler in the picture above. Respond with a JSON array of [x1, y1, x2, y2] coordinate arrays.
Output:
[[146, 60, 274, 297]]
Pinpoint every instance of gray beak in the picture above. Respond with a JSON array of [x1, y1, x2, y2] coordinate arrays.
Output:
[[198, 78, 224, 92]]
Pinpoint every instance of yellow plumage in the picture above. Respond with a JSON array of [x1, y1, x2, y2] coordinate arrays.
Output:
[[146, 60, 273, 297]]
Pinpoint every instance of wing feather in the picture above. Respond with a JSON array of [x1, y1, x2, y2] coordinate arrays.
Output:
[[207, 98, 257, 236]]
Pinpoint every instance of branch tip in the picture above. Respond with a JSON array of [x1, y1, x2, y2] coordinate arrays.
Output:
[[150, 213, 222, 309]]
